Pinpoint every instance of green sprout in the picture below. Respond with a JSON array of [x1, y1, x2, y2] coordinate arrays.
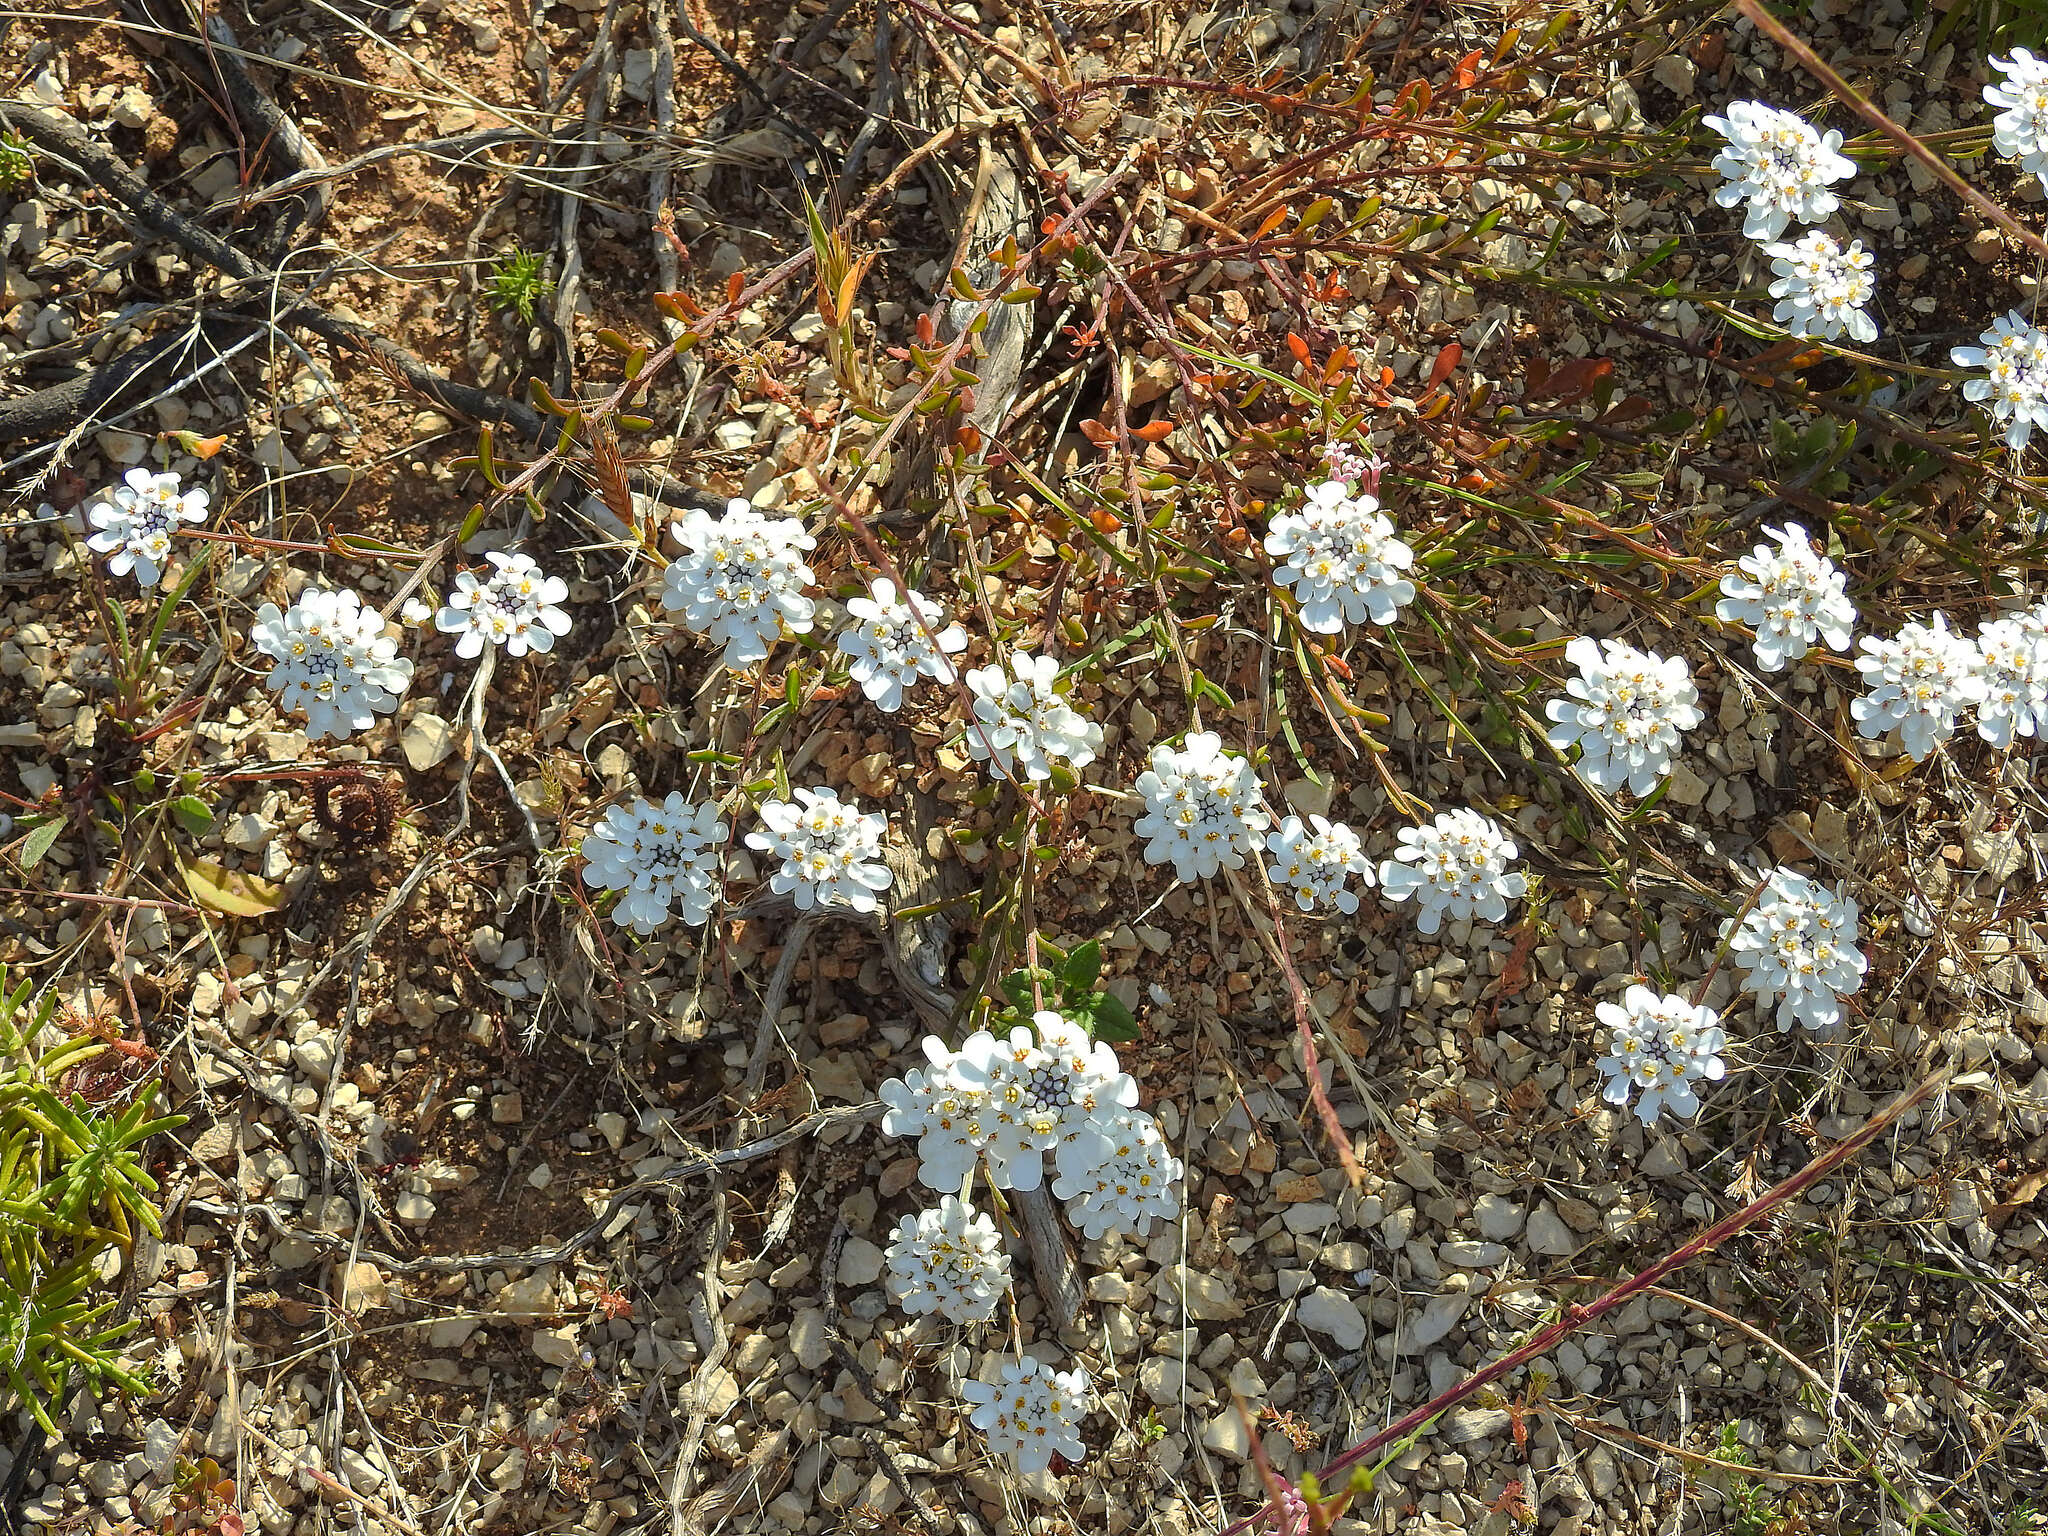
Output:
[[485, 248, 553, 325], [0, 133, 33, 192]]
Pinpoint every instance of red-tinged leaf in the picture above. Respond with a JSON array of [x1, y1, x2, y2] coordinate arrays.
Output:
[[1286, 332, 1312, 365], [1255, 204, 1291, 240], [1457, 470, 1494, 490], [725, 270, 744, 303], [1427, 341, 1463, 389], [1379, 366, 1395, 387], [1088, 508, 1123, 533], [1597, 395, 1655, 427], [916, 311, 937, 346], [1078, 419, 1116, 447], [1321, 652, 1354, 680], [1531, 355, 1613, 406], [1132, 419, 1175, 441], [1523, 354, 1551, 397], [1328, 344, 1355, 372], [1453, 47, 1484, 88]]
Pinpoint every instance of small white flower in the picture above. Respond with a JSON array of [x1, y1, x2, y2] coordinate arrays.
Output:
[[1545, 637, 1704, 796], [436, 550, 573, 659], [1378, 809, 1527, 936], [962, 652, 1104, 781], [578, 793, 725, 934], [1973, 611, 2048, 747], [884, 1196, 1011, 1324], [1264, 479, 1417, 632], [1762, 231, 1878, 344], [1725, 867, 1867, 1032], [1714, 523, 1857, 671], [83, 467, 209, 588], [1851, 614, 1985, 761], [1131, 732, 1271, 882], [1701, 100, 1856, 241], [961, 1355, 1089, 1474], [836, 577, 968, 711], [660, 499, 817, 667], [1986, 48, 2048, 194], [1051, 1106, 1183, 1241], [1265, 814, 1373, 913], [1594, 985, 1727, 1127], [745, 787, 892, 914], [249, 587, 414, 741], [399, 597, 433, 626], [1951, 311, 2048, 452]]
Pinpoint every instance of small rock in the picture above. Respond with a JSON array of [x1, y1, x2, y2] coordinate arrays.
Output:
[[1473, 1194, 1523, 1241], [402, 712, 456, 772], [1296, 1287, 1368, 1351], [532, 1325, 583, 1369], [1526, 1203, 1577, 1256], [1201, 1409, 1249, 1457], [394, 1192, 435, 1224], [490, 1092, 524, 1124], [1445, 1407, 1511, 1444], [1406, 1291, 1470, 1351], [492, 1272, 557, 1322], [836, 1236, 885, 1287], [1649, 54, 1695, 95], [790, 1306, 832, 1370], [1437, 1240, 1505, 1268], [290, 1036, 335, 1086]]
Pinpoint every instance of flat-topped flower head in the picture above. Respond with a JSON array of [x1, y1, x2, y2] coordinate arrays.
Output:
[[1851, 614, 1985, 761], [1987, 48, 2048, 192], [1702, 100, 1856, 241], [660, 499, 816, 667], [1762, 231, 1878, 344], [1951, 312, 2048, 452], [1715, 523, 1857, 672], [250, 586, 413, 741], [1378, 808, 1527, 935], [1132, 731, 1271, 882], [961, 1355, 1089, 1474], [578, 793, 724, 933], [879, 1017, 1138, 1195], [885, 1196, 1011, 1324], [1266, 814, 1373, 914], [1545, 637, 1704, 795], [1725, 867, 1867, 1032], [436, 550, 572, 659], [745, 787, 892, 914], [1973, 613, 2048, 747], [1320, 441, 1370, 485], [836, 577, 967, 712], [1051, 1106, 1184, 1240], [84, 467, 209, 588], [1595, 986, 1727, 1127], [962, 652, 1103, 782], [1264, 479, 1416, 632]]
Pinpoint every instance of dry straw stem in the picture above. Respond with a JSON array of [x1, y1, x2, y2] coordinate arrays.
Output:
[[1734, 0, 2048, 266], [1224, 1066, 1951, 1533]]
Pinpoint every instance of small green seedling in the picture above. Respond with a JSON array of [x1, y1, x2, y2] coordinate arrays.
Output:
[[485, 248, 553, 325]]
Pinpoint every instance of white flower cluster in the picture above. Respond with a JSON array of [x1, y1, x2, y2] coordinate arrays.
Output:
[[1594, 985, 1727, 1127], [745, 787, 893, 914], [1987, 49, 2048, 194], [884, 1196, 1010, 1324], [1266, 814, 1373, 913], [962, 1356, 1089, 1474], [964, 652, 1104, 782], [1545, 636, 1704, 796], [1951, 312, 2048, 453], [1725, 868, 1867, 1033], [1715, 523, 1856, 672], [1973, 607, 2048, 746], [878, 1014, 1144, 1199], [1264, 479, 1417, 632], [578, 794, 725, 934], [835, 578, 967, 711], [1378, 809, 1528, 935], [1703, 100, 1856, 242], [1762, 231, 1877, 345], [1132, 732, 1270, 882], [250, 587, 415, 742], [84, 467, 209, 588], [435, 550, 572, 659], [661, 500, 817, 667], [1851, 614, 1986, 761]]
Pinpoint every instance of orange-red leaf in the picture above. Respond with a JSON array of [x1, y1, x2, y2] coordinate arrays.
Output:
[[1132, 418, 1175, 441], [1453, 48, 1484, 88], [725, 270, 744, 304], [1286, 332, 1312, 365], [1427, 341, 1463, 389]]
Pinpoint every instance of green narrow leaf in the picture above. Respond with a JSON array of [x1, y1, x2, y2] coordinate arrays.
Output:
[[170, 797, 214, 838], [1063, 939, 1103, 995], [19, 819, 61, 869]]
